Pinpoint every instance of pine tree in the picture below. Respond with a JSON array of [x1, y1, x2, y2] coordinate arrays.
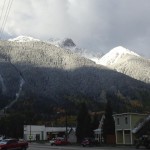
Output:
[[91, 113, 99, 137], [102, 101, 115, 143], [76, 102, 92, 142]]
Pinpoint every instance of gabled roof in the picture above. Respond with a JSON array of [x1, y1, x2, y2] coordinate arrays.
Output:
[[132, 115, 150, 134]]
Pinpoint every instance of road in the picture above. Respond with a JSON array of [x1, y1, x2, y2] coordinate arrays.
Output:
[[28, 143, 137, 150]]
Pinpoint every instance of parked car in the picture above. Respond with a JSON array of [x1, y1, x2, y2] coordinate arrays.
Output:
[[0, 138, 28, 150], [49, 138, 56, 146], [81, 138, 99, 147], [49, 137, 64, 146], [52, 137, 69, 146], [0, 135, 5, 141]]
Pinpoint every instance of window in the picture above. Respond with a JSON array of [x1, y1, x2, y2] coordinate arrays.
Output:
[[117, 118, 120, 125], [125, 117, 128, 124]]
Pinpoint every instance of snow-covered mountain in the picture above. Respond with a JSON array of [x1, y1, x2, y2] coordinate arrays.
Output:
[[0, 38, 149, 109], [9, 36, 103, 62], [97, 46, 150, 83], [48, 38, 150, 84], [97, 46, 140, 66], [8, 36, 150, 84], [8, 35, 40, 42]]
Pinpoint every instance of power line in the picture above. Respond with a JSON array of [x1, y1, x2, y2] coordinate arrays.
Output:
[[0, 0, 9, 39], [0, 0, 6, 26], [0, 0, 14, 39]]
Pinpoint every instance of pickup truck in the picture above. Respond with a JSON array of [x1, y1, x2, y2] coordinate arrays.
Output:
[[0, 139, 28, 150]]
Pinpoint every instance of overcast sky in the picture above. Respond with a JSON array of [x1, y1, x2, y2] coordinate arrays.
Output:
[[0, 0, 150, 58]]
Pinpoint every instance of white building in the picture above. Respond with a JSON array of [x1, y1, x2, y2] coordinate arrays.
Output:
[[24, 125, 76, 143], [94, 114, 105, 143], [24, 125, 46, 141]]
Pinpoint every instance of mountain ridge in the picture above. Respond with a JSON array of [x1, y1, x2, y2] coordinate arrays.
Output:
[[98, 47, 150, 84], [0, 40, 149, 109], [96, 46, 140, 66], [7, 36, 150, 84]]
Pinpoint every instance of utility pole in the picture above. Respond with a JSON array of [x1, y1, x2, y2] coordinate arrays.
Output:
[[65, 110, 68, 142], [29, 124, 31, 143]]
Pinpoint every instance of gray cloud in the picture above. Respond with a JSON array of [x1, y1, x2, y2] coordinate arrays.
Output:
[[0, 0, 150, 58]]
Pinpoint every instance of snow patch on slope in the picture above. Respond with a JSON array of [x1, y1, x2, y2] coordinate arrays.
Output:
[[8, 36, 40, 42], [15, 77, 25, 99], [97, 46, 140, 66], [5, 77, 25, 110]]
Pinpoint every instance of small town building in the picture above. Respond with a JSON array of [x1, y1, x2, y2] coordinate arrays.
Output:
[[24, 125, 76, 143], [113, 113, 148, 145]]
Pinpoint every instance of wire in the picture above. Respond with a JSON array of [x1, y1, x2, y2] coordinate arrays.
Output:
[[0, 0, 6, 26], [0, 0, 8, 39], [0, 0, 14, 39]]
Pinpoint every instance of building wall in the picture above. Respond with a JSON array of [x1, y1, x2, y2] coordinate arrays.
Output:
[[24, 125, 46, 141], [24, 125, 76, 142], [114, 114, 130, 130], [94, 129, 102, 143], [131, 114, 147, 129]]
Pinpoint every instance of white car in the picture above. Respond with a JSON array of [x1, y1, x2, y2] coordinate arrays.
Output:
[[49, 138, 56, 146], [49, 137, 64, 146]]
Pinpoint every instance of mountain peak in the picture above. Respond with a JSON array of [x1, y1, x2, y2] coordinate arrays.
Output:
[[48, 38, 76, 48], [110, 46, 139, 56], [8, 36, 40, 42], [97, 46, 140, 66], [60, 38, 76, 47]]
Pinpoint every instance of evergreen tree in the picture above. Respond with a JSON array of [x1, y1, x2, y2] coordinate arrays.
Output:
[[91, 113, 99, 133], [76, 102, 92, 142], [102, 100, 115, 143], [91, 113, 99, 137]]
